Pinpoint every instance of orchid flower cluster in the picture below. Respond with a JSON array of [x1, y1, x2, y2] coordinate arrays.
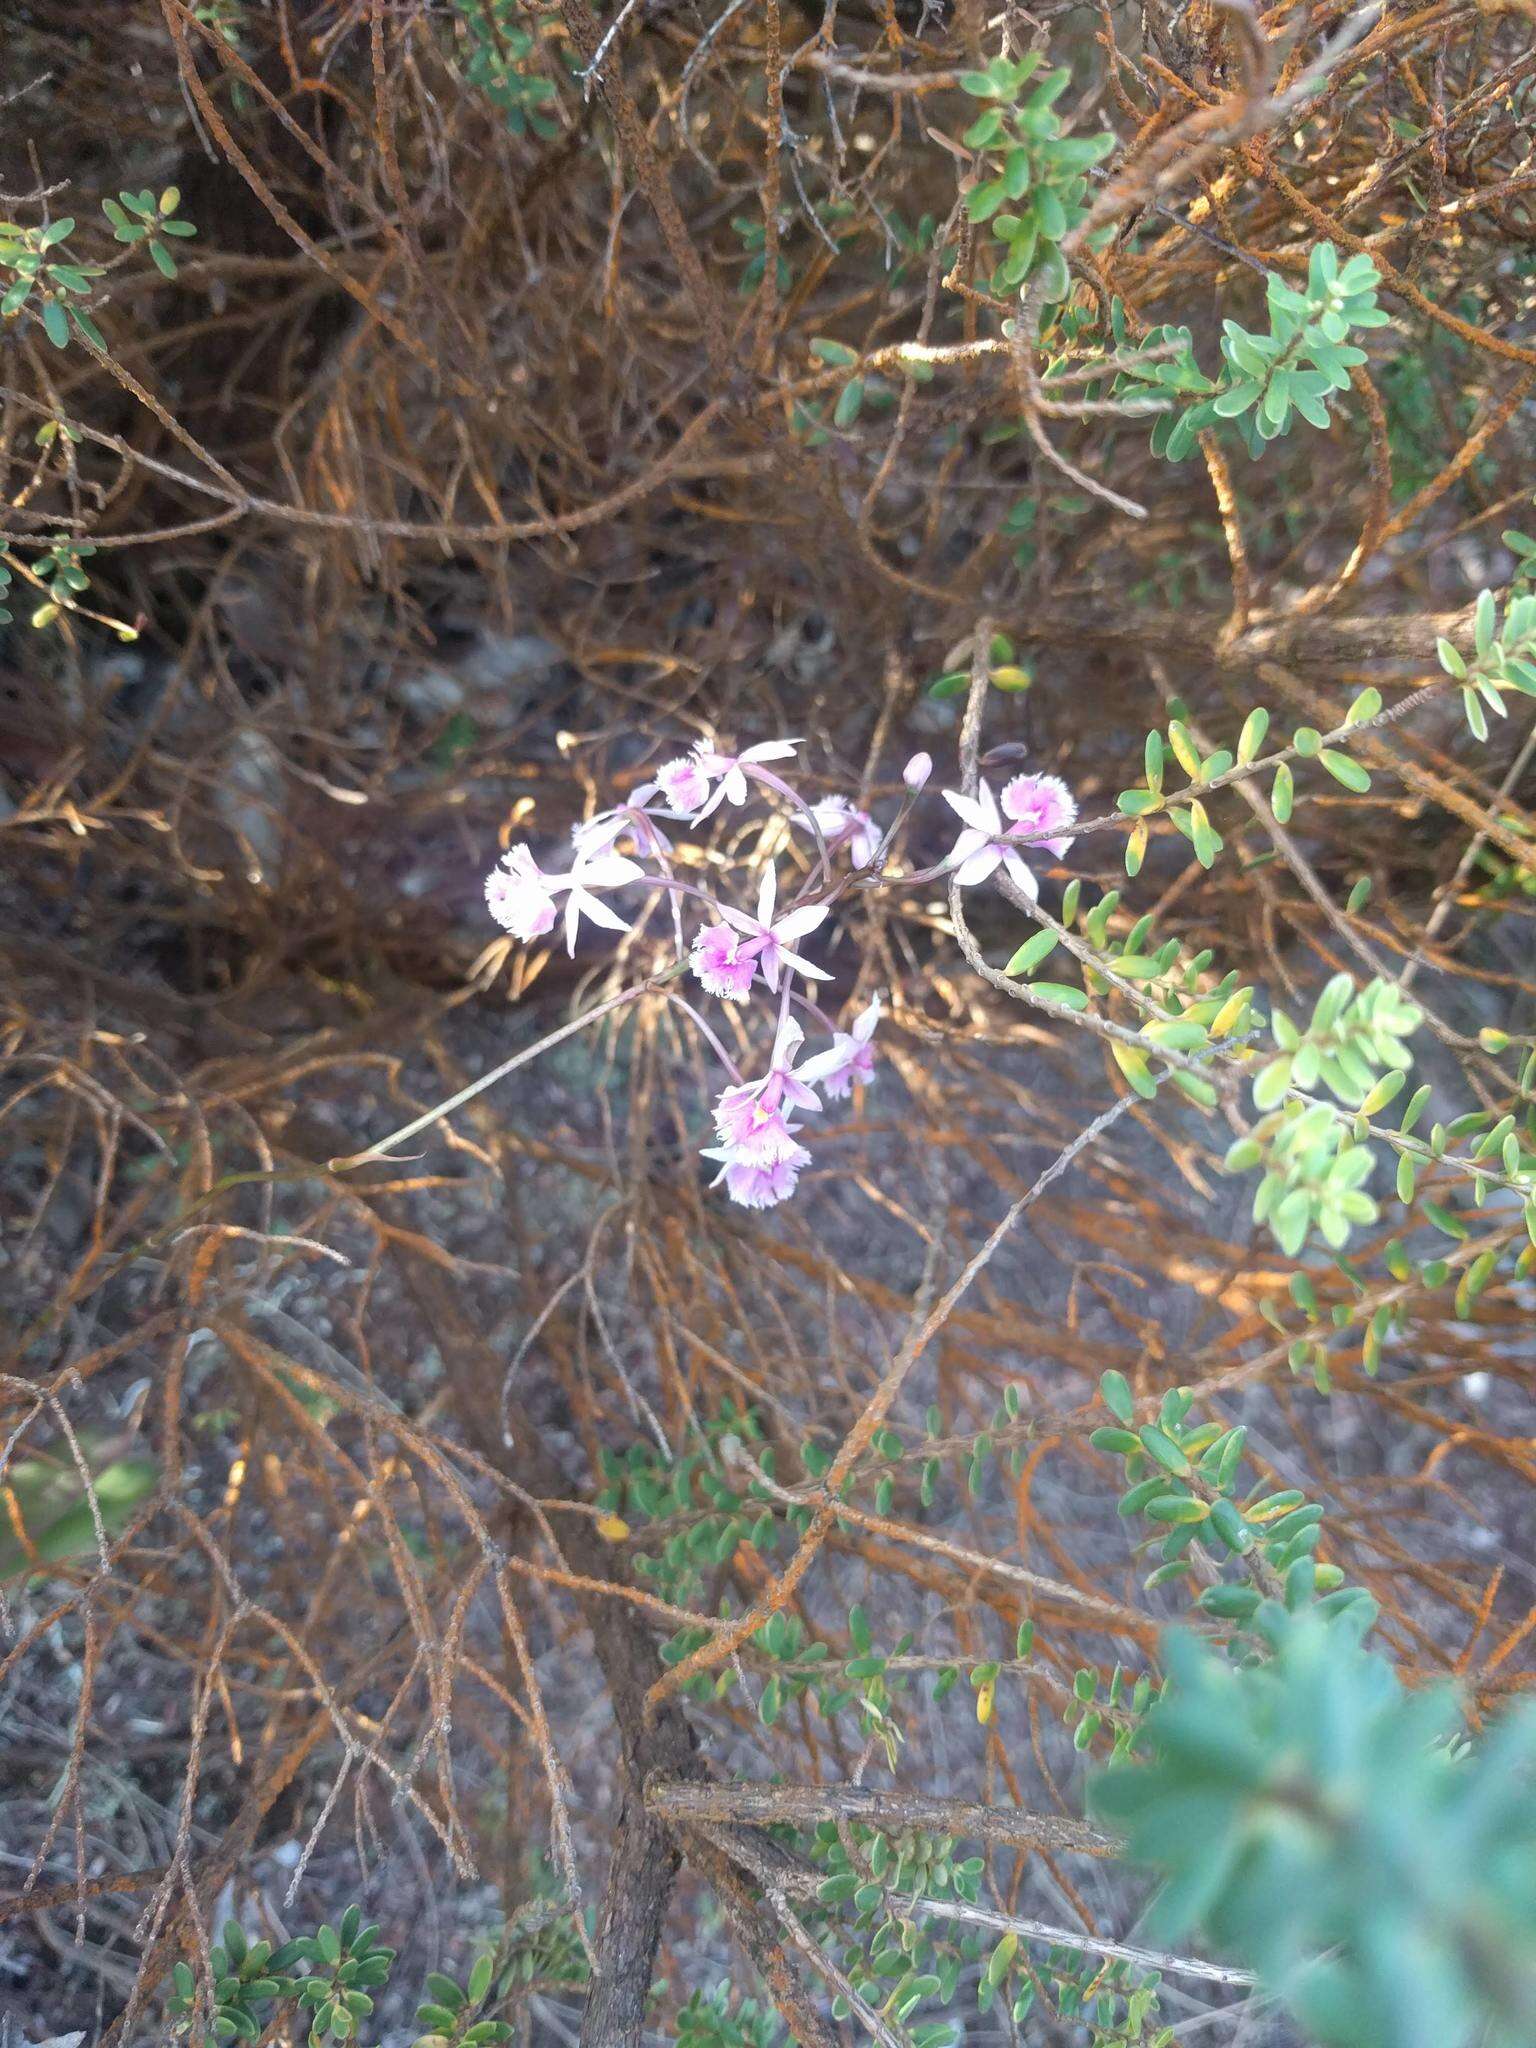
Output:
[[484, 739, 1078, 1207]]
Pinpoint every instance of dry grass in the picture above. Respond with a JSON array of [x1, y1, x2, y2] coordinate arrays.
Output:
[[1, 0, 1534, 2042]]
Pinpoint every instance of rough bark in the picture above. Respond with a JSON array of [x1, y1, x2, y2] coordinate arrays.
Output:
[[647, 1778, 1119, 1859]]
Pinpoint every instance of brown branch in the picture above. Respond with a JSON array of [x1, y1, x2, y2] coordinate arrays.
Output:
[[647, 1779, 1120, 1857]]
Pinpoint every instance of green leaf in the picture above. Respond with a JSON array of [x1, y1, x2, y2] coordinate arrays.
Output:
[[926, 668, 970, 700], [1144, 1494, 1208, 1524], [1100, 1369, 1135, 1424], [966, 180, 1007, 222], [1033, 185, 1066, 241], [1208, 1498, 1255, 1553], [832, 378, 865, 429], [1474, 588, 1496, 657], [1005, 928, 1058, 977], [1213, 379, 1263, 418], [985, 1932, 1018, 1987], [1189, 799, 1219, 869], [1345, 687, 1383, 725], [1422, 1201, 1467, 1241], [0, 1452, 158, 1579], [1032, 981, 1089, 1011], [1237, 707, 1269, 764], [1320, 749, 1370, 792], [41, 296, 69, 347], [1110, 1039, 1158, 1099], [1090, 1426, 1141, 1456], [1138, 1425, 1191, 1476], [1197, 1582, 1261, 1620]]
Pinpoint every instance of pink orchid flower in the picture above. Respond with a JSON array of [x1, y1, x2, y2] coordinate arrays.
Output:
[[999, 773, 1077, 857], [702, 1036, 817, 1200], [712, 1017, 825, 1157], [645, 755, 714, 816], [941, 778, 1058, 899], [691, 922, 758, 1001], [489, 845, 646, 952], [640, 741, 800, 819], [485, 846, 560, 942], [796, 795, 881, 869], [701, 1144, 812, 1209], [798, 996, 881, 1100], [714, 865, 831, 993], [695, 738, 802, 814]]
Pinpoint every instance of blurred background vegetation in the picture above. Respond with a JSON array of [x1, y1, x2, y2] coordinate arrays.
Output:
[[2, 2, 1535, 2045]]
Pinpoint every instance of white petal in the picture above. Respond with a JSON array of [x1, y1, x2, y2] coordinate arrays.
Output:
[[718, 904, 762, 936], [576, 853, 644, 888], [955, 844, 1003, 887], [772, 903, 829, 942], [795, 1045, 845, 1083], [756, 865, 778, 925], [722, 767, 748, 805], [572, 889, 633, 933], [1001, 850, 1040, 900], [741, 739, 802, 762], [944, 827, 988, 871], [852, 995, 882, 1043], [773, 1015, 806, 1062], [941, 789, 993, 833], [699, 1147, 735, 1188], [572, 815, 624, 855], [779, 947, 833, 983]]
